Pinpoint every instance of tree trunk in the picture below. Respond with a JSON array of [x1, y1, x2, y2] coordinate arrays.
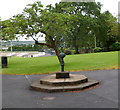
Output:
[[103, 46, 109, 52], [74, 46, 79, 54], [35, 39, 62, 64], [54, 47, 62, 64]]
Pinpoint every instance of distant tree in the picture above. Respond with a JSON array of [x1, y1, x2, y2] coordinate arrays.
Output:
[[52, 2, 102, 54], [92, 11, 118, 51]]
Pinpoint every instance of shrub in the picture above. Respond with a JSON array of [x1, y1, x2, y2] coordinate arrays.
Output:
[[93, 47, 103, 53], [70, 50, 76, 54], [64, 49, 71, 55], [109, 42, 120, 51]]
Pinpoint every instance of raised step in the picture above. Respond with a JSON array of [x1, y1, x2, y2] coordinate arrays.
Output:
[[30, 74, 99, 92], [40, 74, 88, 86], [30, 79, 99, 92]]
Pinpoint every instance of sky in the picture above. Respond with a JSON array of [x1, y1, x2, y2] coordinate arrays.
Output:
[[0, 0, 119, 20], [0, 0, 119, 41]]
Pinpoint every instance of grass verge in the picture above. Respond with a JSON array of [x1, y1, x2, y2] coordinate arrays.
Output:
[[2, 51, 119, 75]]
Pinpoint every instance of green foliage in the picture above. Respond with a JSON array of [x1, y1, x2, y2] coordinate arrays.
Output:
[[1, 19, 17, 40], [11, 1, 70, 48], [53, 2, 102, 53], [64, 49, 72, 55], [92, 11, 118, 50], [70, 50, 76, 54], [109, 42, 120, 51], [93, 47, 103, 52], [1, 0, 119, 61], [64, 49, 76, 55]]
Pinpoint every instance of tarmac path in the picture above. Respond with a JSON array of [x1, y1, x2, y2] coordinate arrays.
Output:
[[2, 69, 119, 109]]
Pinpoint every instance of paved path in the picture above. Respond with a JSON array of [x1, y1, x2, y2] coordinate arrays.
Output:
[[2, 69, 118, 109]]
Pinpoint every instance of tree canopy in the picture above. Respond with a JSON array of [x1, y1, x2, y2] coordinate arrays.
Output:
[[1, 1, 119, 62]]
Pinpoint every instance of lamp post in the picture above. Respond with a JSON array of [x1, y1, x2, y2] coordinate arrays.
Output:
[[0, 40, 2, 51], [10, 40, 13, 57], [94, 36, 97, 48]]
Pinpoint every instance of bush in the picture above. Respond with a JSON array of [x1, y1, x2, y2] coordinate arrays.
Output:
[[109, 42, 120, 51], [93, 47, 103, 53], [70, 50, 76, 54], [64, 49, 71, 55]]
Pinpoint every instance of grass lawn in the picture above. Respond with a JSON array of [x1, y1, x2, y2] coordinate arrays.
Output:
[[1, 51, 119, 75]]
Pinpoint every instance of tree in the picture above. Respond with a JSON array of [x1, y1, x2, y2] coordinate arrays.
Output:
[[92, 11, 118, 51], [1, 19, 17, 41], [52, 2, 102, 53], [11, 1, 70, 63]]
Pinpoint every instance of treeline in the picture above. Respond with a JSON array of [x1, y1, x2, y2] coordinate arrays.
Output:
[[7, 42, 120, 54], [8, 44, 44, 51], [64, 42, 120, 55]]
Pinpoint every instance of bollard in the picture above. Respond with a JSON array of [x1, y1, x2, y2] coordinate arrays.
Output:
[[1, 56, 8, 68]]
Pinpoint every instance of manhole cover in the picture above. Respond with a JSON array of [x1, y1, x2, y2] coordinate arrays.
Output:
[[43, 97, 56, 100]]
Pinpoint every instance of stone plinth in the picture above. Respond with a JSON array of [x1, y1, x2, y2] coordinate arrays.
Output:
[[56, 71, 70, 79], [40, 74, 88, 86], [30, 73, 99, 92]]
